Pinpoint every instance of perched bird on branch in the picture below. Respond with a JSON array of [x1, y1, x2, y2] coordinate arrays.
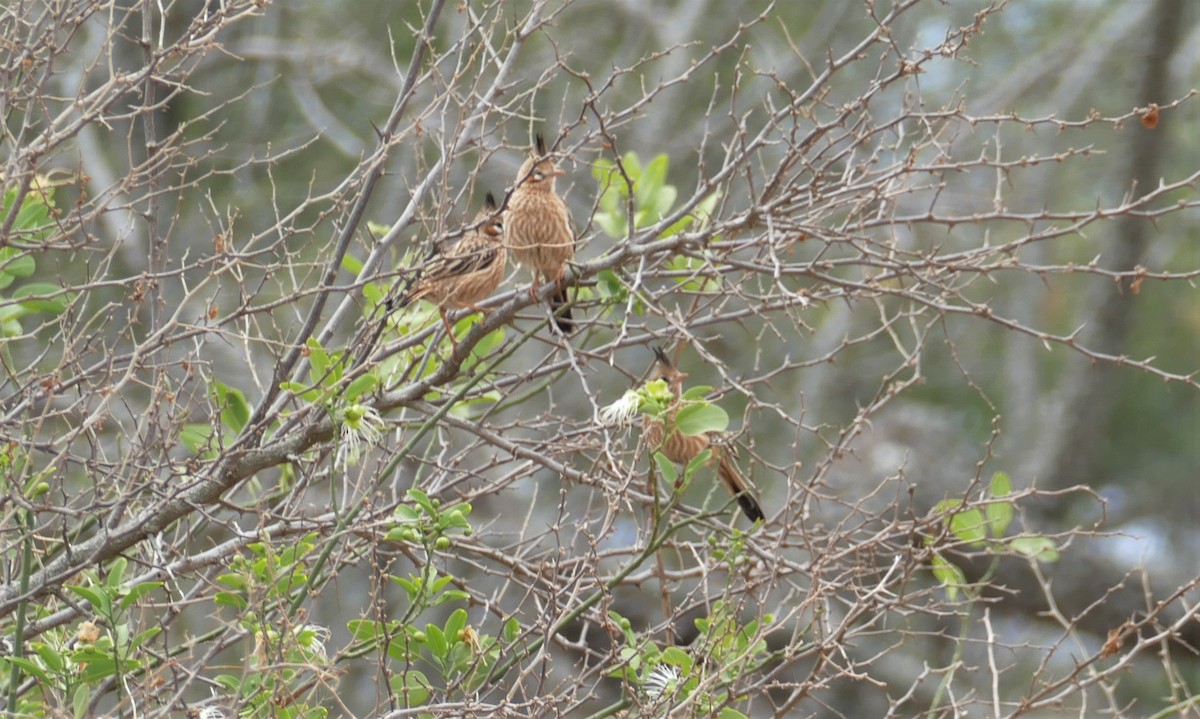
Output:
[[399, 192, 507, 345], [506, 133, 575, 334], [643, 347, 765, 523]]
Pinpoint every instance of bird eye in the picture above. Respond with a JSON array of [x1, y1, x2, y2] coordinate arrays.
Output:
[[532, 171, 545, 181]]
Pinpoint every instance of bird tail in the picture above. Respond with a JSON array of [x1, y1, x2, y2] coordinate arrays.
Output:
[[549, 285, 574, 334], [717, 451, 764, 523]]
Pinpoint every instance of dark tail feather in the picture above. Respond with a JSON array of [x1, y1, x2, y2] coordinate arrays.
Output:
[[549, 286, 574, 334], [718, 453, 765, 523]]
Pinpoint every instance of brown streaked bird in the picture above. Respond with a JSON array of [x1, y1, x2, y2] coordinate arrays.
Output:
[[506, 133, 575, 333], [400, 193, 507, 344], [643, 347, 765, 523]]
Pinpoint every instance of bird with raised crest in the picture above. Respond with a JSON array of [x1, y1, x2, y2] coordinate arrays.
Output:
[[506, 133, 575, 333], [643, 347, 765, 523]]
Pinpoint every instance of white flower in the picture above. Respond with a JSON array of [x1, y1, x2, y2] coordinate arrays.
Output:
[[600, 389, 641, 427], [297, 623, 331, 659], [642, 663, 680, 699], [336, 403, 385, 468]]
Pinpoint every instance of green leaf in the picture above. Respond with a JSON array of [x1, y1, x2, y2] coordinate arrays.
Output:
[[596, 210, 626, 239], [948, 508, 988, 547], [119, 581, 163, 611], [673, 403, 729, 436], [503, 617, 520, 643], [68, 585, 111, 617], [343, 373, 378, 402], [444, 609, 467, 644], [33, 641, 65, 672], [931, 552, 966, 601], [636, 154, 669, 207], [14, 283, 71, 314], [129, 626, 162, 651], [4, 656, 51, 684], [0, 249, 36, 278], [214, 591, 248, 609], [1009, 535, 1060, 563], [467, 326, 506, 366], [306, 337, 332, 384], [652, 451, 677, 485], [180, 423, 215, 453], [341, 254, 364, 274], [986, 498, 1014, 539], [718, 709, 749, 719], [620, 151, 643, 179], [391, 670, 431, 707], [990, 471, 1012, 498], [214, 380, 251, 433], [424, 624, 448, 657], [680, 385, 713, 401], [661, 646, 691, 668], [683, 448, 712, 482], [73, 683, 91, 719]]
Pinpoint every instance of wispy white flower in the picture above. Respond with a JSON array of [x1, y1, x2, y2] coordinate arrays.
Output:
[[197, 706, 229, 719], [297, 623, 331, 659], [642, 663, 680, 699], [600, 389, 641, 427], [336, 403, 385, 468]]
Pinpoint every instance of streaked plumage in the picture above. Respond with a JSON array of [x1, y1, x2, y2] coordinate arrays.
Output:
[[507, 134, 575, 333], [643, 347, 765, 523], [401, 193, 506, 341]]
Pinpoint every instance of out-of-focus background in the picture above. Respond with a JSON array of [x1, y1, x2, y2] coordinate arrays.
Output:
[[1, 0, 1197, 716]]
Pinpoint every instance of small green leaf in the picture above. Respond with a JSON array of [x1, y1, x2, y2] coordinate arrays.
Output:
[[680, 385, 713, 401], [503, 617, 520, 643], [214, 381, 251, 433], [620, 151, 643, 179], [306, 337, 331, 383], [0, 249, 36, 278], [391, 670, 431, 707], [931, 552, 966, 601], [424, 624, 448, 657], [636, 154, 669, 207], [73, 683, 91, 719], [718, 709, 749, 719], [652, 451, 677, 485], [180, 424, 214, 453], [33, 642, 65, 672], [986, 498, 1014, 539], [990, 471, 1012, 498], [14, 283, 71, 314], [596, 210, 626, 239], [683, 448, 712, 482], [1009, 535, 1059, 563], [343, 373, 378, 402], [948, 508, 988, 547], [5, 656, 50, 685], [119, 581, 163, 611], [342, 254, 364, 274], [673, 403, 729, 436], [214, 591, 248, 609], [661, 646, 691, 668]]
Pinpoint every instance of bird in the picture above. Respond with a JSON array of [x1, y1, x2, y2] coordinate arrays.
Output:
[[506, 133, 575, 334], [642, 347, 765, 523], [398, 192, 507, 345]]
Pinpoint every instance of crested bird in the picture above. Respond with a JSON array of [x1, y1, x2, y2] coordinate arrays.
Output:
[[506, 133, 575, 333], [643, 347, 765, 523], [399, 192, 507, 345]]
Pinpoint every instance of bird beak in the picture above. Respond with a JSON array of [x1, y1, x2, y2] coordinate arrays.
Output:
[[550, 168, 566, 178]]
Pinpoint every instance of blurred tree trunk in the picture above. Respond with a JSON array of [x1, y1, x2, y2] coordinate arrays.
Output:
[[1039, 0, 1186, 494]]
